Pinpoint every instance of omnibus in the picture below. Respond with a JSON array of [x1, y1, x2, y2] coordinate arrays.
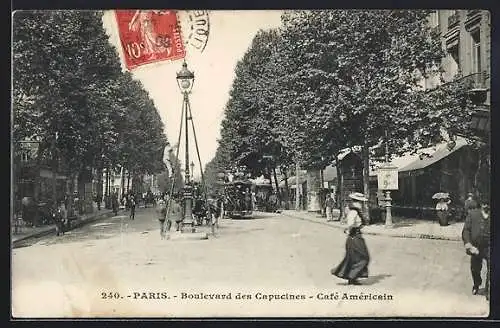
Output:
[[224, 179, 254, 218]]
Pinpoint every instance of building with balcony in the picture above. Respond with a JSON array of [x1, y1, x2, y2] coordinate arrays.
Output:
[[431, 9, 490, 137], [368, 10, 492, 219], [289, 10, 491, 220]]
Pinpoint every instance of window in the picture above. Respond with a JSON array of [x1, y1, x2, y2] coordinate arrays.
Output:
[[448, 43, 460, 74], [21, 150, 29, 163], [471, 30, 481, 73]]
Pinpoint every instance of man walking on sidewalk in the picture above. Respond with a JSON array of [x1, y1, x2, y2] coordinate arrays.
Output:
[[128, 193, 136, 220], [462, 199, 490, 300], [325, 192, 335, 222]]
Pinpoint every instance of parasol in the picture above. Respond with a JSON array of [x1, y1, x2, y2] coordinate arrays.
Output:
[[432, 192, 449, 200]]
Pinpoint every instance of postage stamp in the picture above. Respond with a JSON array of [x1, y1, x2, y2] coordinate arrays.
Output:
[[114, 10, 186, 70]]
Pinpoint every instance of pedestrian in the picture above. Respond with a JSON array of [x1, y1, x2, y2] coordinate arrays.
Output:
[[464, 192, 478, 218], [462, 199, 490, 300], [331, 192, 370, 285], [165, 197, 183, 235], [325, 192, 336, 222], [111, 191, 119, 216], [129, 194, 136, 220], [96, 193, 102, 211], [53, 200, 68, 236], [436, 197, 451, 226], [155, 199, 168, 239]]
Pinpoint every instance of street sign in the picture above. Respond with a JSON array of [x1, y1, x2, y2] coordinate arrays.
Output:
[[377, 165, 399, 190]]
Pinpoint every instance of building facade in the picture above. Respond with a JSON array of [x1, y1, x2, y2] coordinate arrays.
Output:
[[432, 9, 490, 135], [296, 10, 491, 219]]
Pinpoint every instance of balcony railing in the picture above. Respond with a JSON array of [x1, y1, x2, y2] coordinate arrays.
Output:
[[459, 72, 489, 104], [461, 72, 488, 90], [448, 13, 460, 29]]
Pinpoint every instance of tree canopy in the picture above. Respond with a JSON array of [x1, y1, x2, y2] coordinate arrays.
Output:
[[207, 9, 480, 204], [13, 10, 169, 183]]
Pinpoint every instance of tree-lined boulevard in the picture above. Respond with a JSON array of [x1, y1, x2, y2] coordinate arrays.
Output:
[[11, 9, 491, 319]]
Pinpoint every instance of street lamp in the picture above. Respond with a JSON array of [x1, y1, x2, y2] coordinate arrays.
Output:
[[190, 161, 195, 182], [376, 130, 398, 228], [176, 61, 195, 232]]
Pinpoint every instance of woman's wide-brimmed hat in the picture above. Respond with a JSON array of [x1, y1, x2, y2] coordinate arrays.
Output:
[[349, 192, 368, 202]]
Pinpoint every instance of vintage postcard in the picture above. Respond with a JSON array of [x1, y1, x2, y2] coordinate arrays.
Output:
[[11, 9, 491, 318]]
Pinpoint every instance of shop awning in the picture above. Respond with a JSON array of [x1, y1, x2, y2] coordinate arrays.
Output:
[[370, 137, 469, 178], [398, 137, 468, 173]]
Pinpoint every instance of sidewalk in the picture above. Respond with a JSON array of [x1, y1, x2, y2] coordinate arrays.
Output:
[[12, 209, 116, 246], [282, 209, 464, 241]]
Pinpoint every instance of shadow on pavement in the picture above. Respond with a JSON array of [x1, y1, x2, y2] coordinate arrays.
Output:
[[362, 274, 392, 285], [334, 274, 392, 286]]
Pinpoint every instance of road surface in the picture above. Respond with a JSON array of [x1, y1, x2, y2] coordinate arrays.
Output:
[[12, 207, 489, 318]]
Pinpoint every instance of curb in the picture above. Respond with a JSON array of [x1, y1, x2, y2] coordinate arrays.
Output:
[[12, 210, 116, 247], [281, 211, 461, 242]]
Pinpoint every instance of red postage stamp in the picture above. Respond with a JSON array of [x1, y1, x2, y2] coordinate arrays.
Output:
[[115, 10, 186, 70]]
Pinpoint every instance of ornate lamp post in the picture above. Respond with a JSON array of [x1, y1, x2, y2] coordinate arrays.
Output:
[[377, 130, 398, 228], [176, 61, 195, 233], [190, 161, 195, 182]]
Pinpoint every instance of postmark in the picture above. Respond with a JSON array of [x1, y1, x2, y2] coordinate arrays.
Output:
[[177, 10, 210, 53]]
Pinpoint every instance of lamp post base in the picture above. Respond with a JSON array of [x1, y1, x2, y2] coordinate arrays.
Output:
[[182, 185, 195, 233], [181, 221, 196, 233], [385, 190, 393, 228]]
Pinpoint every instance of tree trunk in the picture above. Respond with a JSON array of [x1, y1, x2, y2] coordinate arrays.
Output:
[[104, 168, 109, 197], [127, 170, 131, 193], [32, 145, 43, 226], [97, 167, 103, 198], [336, 157, 342, 217], [295, 160, 300, 211], [362, 143, 371, 224], [282, 167, 290, 210], [121, 167, 125, 199], [52, 141, 58, 209], [272, 166, 281, 205]]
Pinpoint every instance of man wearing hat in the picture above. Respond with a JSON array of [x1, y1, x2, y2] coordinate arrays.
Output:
[[464, 192, 478, 218], [462, 199, 490, 299], [331, 192, 370, 285]]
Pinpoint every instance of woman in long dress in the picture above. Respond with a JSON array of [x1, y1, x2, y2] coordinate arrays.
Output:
[[331, 192, 371, 285]]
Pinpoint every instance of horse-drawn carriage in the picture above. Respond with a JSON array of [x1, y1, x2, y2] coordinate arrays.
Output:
[[224, 179, 254, 219], [191, 184, 222, 226]]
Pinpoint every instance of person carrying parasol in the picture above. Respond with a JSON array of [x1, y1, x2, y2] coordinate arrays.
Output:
[[433, 192, 451, 226]]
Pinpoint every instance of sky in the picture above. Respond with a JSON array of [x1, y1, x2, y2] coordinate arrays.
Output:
[[102, 10, 283, 179]]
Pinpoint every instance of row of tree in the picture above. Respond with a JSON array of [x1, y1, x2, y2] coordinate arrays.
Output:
[[206, 10, 483, 221], [13, 10, 170, 203]]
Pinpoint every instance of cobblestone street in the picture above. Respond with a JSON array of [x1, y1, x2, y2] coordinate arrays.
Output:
[[12, 208, 489, 318]]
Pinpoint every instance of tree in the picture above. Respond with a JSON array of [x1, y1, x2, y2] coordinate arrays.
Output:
[[13, 10, 170, 206], [277, 10, 470, 222]]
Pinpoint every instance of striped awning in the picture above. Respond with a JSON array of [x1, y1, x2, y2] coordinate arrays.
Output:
[[370, 137, 469, 179]]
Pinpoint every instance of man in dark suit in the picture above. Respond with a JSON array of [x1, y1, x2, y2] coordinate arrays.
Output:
[[462, 200, 490, 299]]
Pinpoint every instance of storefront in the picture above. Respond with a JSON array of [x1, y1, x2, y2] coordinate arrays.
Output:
[[369, 136, 487, 220]]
